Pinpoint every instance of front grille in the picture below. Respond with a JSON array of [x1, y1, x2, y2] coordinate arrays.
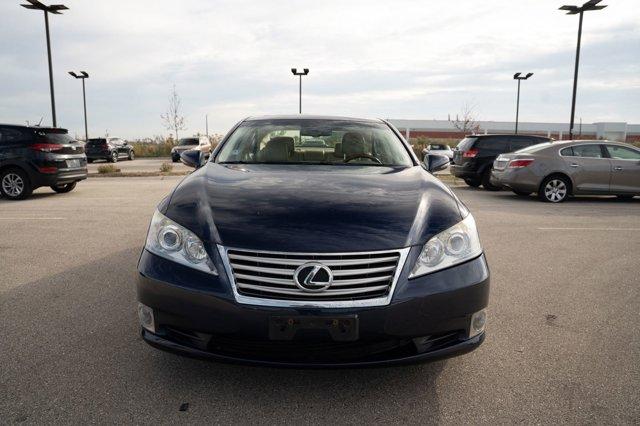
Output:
[[225, 248, 402, 302]]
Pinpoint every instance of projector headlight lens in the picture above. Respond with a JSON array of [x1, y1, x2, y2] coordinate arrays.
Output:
[[145, 210, 217, 274], [410, 214, 482, 278]]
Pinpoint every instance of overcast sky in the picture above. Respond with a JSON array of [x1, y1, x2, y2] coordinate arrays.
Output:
[[1, 0, 638, 139]]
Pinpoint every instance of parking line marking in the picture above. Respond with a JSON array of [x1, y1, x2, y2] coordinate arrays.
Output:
[[538, 227, 640, 231]]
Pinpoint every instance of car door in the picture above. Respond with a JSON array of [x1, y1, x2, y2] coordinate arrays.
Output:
[[604, 144, 640, 193], [561, 143, 611, 193]]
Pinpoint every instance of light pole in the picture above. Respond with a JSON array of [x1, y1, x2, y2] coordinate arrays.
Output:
[[291, 68, 309, 114], [21, 0, 68, 128], [559, 0, 607, 140], [513, 72, 533, 134], [69, 71, 89, 141]]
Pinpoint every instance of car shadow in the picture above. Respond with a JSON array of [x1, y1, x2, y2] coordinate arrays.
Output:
[[452, 185, 639, 204], [1, 247, 447, 424]]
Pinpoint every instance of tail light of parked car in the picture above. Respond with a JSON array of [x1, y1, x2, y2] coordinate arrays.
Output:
[[463, 148, 478, 158], [508, 159, 534, 168], [29, 143, 64, 152]]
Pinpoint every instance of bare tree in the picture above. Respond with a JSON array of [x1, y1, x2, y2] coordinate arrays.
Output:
[[161, 85, 187, 143], [449, 103, 480, 135]]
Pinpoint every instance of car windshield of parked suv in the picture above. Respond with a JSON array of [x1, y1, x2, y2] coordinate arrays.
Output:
[[178, 138, 199, 146], [216, 119, 413, 166]]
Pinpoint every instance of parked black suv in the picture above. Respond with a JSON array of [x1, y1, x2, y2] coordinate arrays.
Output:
[[0, 124, 87, 200], [450, 134, 552, 190], [85, 137, 135, 163]]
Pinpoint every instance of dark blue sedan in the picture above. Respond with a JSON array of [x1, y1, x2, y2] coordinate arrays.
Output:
[[137, 115, 489, 367]]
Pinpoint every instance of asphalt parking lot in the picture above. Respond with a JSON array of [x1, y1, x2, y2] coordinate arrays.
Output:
[[1, 177, 639, 424]]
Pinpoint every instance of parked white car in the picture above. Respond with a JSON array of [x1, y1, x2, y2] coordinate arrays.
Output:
[[423, 144, 454, 159]]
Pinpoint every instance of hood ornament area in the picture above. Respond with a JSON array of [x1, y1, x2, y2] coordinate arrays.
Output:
[[293, 262, 333, 292]]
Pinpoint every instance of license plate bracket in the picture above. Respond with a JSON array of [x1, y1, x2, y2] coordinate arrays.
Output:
[[269, 316, 359, 341], [66, 159, 81, 168]]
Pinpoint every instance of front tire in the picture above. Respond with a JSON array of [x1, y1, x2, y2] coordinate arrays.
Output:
[[539, 176, 570, 203], [110, 151, 119, 163], [51, 182, 77, 193], [0, 168, 32, 200], [128, 150, 135, 161]]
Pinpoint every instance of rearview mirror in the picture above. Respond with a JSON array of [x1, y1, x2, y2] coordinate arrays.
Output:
[[425, 154, 449, 173], [180, 150, 205, 169]]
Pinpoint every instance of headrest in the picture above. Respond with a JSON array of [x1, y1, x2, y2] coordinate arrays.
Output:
[[342, 132, 366, 156], [257, 137, 292, 162]]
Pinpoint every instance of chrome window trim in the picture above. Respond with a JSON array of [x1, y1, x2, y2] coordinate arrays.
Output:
[[217, 245, 411, 308]]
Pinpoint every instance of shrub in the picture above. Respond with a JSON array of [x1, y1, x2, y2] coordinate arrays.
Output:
[[159, 162, 174, 173], [97, 164, 120, 174]]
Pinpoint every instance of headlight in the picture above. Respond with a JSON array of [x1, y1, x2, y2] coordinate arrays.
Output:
[[409, 214, 482, 278], [145, 210, 217, 275]]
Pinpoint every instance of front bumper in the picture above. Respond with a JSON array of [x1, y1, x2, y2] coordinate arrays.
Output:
[[137, 248, 490, 367]]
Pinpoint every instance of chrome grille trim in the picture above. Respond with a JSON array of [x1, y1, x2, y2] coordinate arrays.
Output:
[[217, 245, 411, 308]]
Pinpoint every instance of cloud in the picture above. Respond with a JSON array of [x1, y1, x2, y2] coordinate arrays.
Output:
[[0, 0, 638, 138]]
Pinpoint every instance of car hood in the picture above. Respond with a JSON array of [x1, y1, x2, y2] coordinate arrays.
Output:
[[163, 164, 463, 252]]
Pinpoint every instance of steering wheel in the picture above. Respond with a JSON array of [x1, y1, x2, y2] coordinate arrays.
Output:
[[344, 154, 383, 164]]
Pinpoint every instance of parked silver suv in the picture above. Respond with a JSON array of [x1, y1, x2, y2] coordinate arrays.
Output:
[[491, 140, 640, 202]]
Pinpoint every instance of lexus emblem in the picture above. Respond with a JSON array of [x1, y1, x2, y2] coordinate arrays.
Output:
[[293, 262, 333, 292]]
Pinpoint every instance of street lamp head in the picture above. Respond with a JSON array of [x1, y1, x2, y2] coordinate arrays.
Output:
[[559, 0, 606, 14], [291, 68, 297, 75], [302, 68, 309, 75], [21, 0, 68, 13], [525, 72, 534, 79], [68, 71, 78, 78], [80, 71, 89, 78], [513, 72, 521, 79], [291, 68, 310, 76], [514, 72, 533, 80]]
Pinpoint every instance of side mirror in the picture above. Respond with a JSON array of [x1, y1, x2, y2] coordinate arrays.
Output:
[[425, 154, 449, 173], [180, 149, 205, 169]]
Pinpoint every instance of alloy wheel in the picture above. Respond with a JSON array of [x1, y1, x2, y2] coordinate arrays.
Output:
[[2, 173, 24, 197], [544, 179, 567, 202]]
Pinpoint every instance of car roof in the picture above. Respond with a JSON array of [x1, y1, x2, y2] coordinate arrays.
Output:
[[0, 123, 68, 132], [244, 115, 383, 123], [468, 133, 550, 139]]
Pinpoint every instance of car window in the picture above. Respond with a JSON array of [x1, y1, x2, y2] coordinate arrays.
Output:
[[605, 145, 640, 160], [572, 144, 603, 158], [560, 147, 574, 156], [475, 137, 508, 151], [217, 119, 413, 167], [0, 128, 31, 144], [510, 138, 533, 151], [455, 137, 477, 151]]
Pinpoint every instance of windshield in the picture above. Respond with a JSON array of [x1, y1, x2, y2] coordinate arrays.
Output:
[[178, 138, 199, 146], [216, 119, 413, 167], [429, 144, 449, 150], [37, 131, 76, 144], [87, 138, 107, 145]]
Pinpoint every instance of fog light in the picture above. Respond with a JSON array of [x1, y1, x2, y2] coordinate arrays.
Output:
[[468, 309, 487, 338], [137, 303, 155, 333]]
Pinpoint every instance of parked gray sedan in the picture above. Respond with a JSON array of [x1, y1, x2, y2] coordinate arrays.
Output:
[[491, 140, 640, 202]]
